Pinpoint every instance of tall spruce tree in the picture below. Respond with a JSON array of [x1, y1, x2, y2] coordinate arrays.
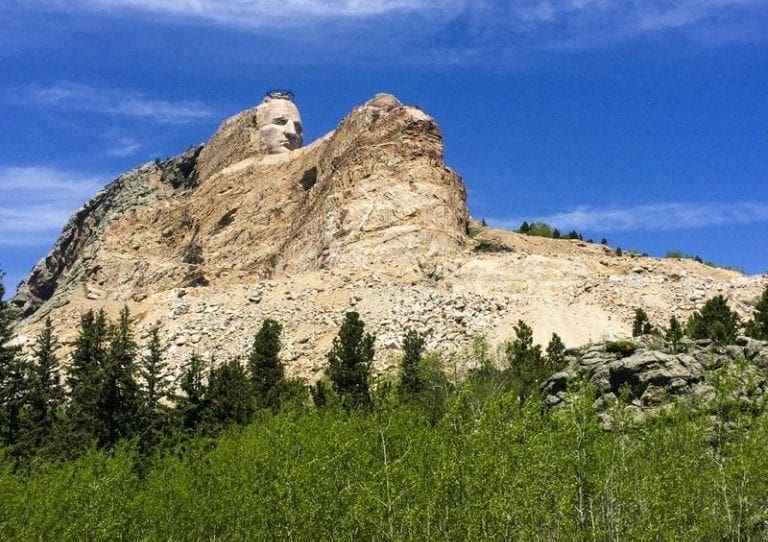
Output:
[[248, 319, 284, 409], [327, 312, 375, 411], [101, 306, 140, 446], [66, 309, 109, 448], [138, 327, 171, 450], [23, 318, 63, 454], [178, 353, 208, 432], [0, 271, 27, 450], [398, 329, 425, 395]]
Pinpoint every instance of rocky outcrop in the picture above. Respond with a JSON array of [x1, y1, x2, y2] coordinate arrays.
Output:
[[9, 93, 768, 381], [12, 146, 202, 317], [544, 336, 768, 415]]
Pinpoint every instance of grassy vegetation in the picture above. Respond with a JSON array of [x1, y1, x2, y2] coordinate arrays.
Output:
[[3, 380, 768, 540]]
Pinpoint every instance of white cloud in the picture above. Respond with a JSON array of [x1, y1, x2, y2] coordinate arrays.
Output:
[[489, 202, 768, 233], [0, 166, 107, 246], [34, 0, 466, 26], [105, 136, 142, 157], [27, 82, 214, 124]]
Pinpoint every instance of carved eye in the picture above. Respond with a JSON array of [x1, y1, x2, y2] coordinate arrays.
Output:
[[273, 117, 289, 125]]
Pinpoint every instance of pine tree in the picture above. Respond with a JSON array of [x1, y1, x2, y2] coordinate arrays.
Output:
[[23, 318, 63, 454], [248, 318, 284, 409], [398, 330, 425, 395], [101, 306, 140, 446], [138, 327, 171, 450], [632, 308, 653, 336], [686, 295, 740, 346], [518, 221, 531, 234], [204, 359, 254, 432], [327, 312, 375, 411], [66, 309, 109, 449], [545, 332, 566, 372], [177, 353, 208, 432], [666, 315, 685, 353], [505, 320, 544, 404], [745, 285, 768, 340], [0, 271, 27, 445], [0, 272, 28, 451]]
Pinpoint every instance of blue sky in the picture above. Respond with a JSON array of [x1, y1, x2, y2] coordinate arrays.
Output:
[[1, 0, 768, 295]]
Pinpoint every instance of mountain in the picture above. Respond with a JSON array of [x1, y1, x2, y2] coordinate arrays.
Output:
[[10, 93, 767, 379]]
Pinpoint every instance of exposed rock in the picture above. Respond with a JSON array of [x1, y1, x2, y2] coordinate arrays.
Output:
[[8, 93, 768, 383], [543, 337, 768, 412]]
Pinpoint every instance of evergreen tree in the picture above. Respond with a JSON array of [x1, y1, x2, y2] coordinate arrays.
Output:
[[327, 312, 375, 411], [398, 330, 425, 395], [101, 306, 140, 446], [518, 221, 531, 234], [666, 315, 685, 353], [745, 285, 768, 340], [248, 318, 284, 409], [204, 359, 254, 432], [23, 318, 63, 454], [65, 310, 109, 449], [686, 295, 740, 346], [545, 332, 566, 372], [138, 327, 171, 450], [632, 308, 653, 336], [0, 271, 28, 451], [504, 320, 544, 404], [0, 271, 27, 445], [177, 353, 208, 432]]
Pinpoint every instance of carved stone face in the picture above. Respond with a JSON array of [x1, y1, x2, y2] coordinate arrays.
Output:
[[256, 97, 303, 154]]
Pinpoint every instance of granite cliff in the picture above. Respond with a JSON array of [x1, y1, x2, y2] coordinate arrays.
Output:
[[10, 93, 768, 380]]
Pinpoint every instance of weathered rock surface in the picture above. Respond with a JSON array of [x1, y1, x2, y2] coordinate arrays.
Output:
[[544, 336, 768, 415], [9, 93, 768, 382]]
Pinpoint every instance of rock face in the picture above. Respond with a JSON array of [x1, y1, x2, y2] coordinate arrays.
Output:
[[9, 92, 768, 381], [543, 336, 768, 416]]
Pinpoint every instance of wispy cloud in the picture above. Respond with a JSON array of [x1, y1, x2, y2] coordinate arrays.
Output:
[[105, 135, 142, 158], [0, 166, 107, 246], [490, 202, 768, 233], [34, 0, 465, 26], [25, 0, 768, 49], [25, 82, 214, 124]]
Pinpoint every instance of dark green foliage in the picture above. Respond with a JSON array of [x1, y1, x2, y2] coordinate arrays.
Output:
[[177, 353, 208, 432], [504, 320, 545, 403], [545, 332, 566, 372], [665, 315, 685, 353], [398, 329, 425, 395], [22, 318, 63, 455], [686, 295, 740, 345], [0, 270, 28, 453], [65, 309, 110, 450], [248, 318, 285, 409], [138, 327, 171, 451], [615, 246, 623, 256], [632, 308, 653, 336], [204, 359, 254, 432], [327, 312, 375, 411], [745, 285, 768, 340], [101, 306, 141, 447], [600, 238, 608, 245], [605, 339, 637, 357], [517, 220, 530, 234]]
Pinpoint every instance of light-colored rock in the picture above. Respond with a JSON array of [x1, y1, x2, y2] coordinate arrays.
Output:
[[8, 93, 768, 384]]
